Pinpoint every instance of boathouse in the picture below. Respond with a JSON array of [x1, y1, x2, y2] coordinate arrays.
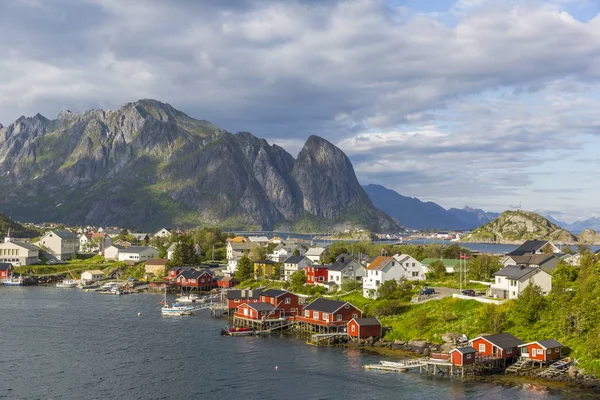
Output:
[[175, 269, 216, 291], [0, 263, 13, 279], [519, 340, 563, 362], [225, 289, 262, 311], [469, 333, 524, 360], [234, 302, 283, 321], [217, 276, 238, 288], [347, 317, 382, 339], [449, 347, 477, 366], [260, 289, 303, 317], [306, 264, 329, 285], [296, 298, 362, 333]]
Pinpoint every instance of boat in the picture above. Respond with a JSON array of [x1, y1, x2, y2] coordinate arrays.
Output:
[[221, 326, 255, 336], [175, 294, 202, 303], [161, 289, 193, 316], [56, 279, 77, 288], [3, 275, 24, 286], [77, 281, 100, 290]]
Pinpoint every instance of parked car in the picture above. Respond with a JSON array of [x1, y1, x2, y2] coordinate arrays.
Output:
[[420, 287, 435, 295], [461, 289, 476, 296]]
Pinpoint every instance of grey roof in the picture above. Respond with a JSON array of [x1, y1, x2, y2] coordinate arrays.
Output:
[[229, 243, 253, 250], [304, 298, 347, 313], [352, 317, 381, 326], [244, 302, 276, 312], [10, 241, 40, 251], [52, 230, 79, 239], [284, 255, 306, 264], [452, 346, 477, 354], [225, 289, 263, 300], [479, 333, 524, 349], [522, 339, 563, 349], [178, 269, 212, 279], [119, 246, 157, 254], [261, 289, 289, 298], [0, 263, 12, 270], [328, 258, 358, 272], [508, 240, 551, 256], [494, 265, 540, 281]]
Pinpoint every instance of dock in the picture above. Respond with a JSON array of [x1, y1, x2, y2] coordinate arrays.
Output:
[[308, 332, 348, 346]]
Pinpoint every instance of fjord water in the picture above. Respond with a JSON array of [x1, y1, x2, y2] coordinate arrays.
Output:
[[0, 288, 589, 400]]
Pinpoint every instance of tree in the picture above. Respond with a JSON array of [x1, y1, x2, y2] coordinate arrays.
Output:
[[271, 264, 281, 280], [170, 243, 184, 267], [376, 278, 412, 301], [443, 243, 467, 259], [290, 270, 306, 291], [235, 256, 254, 281], [341, 279, 362, 292], [430, 260, 446, 280], [250, 244, 267, 262], [515, 284, 547, 324], [293, 248, 300, 256], [467, 255, 501, 281]]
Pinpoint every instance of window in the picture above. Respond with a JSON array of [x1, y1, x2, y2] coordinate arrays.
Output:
[[285, 298, 291, 304], [351, 325, 356, 332], [290, 308, 296, 313], [305, 310, 310, 317], [412, 263, 415, 267], [349, 266, 353, 271], [507, 348, 512, 354], [497, 278, 501, 284], [318, 276, 324, 282], [375, 280, 380, 286], [537, 349, 544, 356], [466, 354, 472, 359], [336, 314, 343, 321], [555, 348, 560, 354], [352, 313, 358, 319], [521, 347, 528, 354], [323, 313, 329, 321], [479, 344, 485, 352], [313, 311, 319, 319], [234, 299, 240, 303], [344, 304, 350, 309], [547, 349, 551, 355], [412, 272, 419, 277]]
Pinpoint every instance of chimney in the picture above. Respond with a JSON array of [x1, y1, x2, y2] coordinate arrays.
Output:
[[4, 228, 12, 243]]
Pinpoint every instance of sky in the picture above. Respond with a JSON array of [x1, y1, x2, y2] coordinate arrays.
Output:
[[1, 0, 600, 223]]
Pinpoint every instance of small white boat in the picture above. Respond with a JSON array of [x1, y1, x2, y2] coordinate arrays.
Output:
[[175, 294, 202, 303], [3, 275, 24, 286], [56, 279, 77, 288], [161, 303, 194, 316]]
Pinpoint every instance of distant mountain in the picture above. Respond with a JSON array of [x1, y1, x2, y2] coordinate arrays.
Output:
[[565, 217, 600, 233], [0, 99, 397, 232], [540, 214, 568, 228], [448, 206, 499, 228], [464, 210, 577, 243], [363, 184, 490, 230]]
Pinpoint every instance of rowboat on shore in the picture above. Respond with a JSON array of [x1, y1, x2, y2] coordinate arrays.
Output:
[[221, 327, 255, 336]]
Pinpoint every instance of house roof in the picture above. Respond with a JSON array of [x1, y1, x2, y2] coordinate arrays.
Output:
[[305, 247, 326, 256], [50, 230, 79, 239], [507, 240, 552, 256], [83, 270, 104, 275], [225, 289, 263, 300], [508, 254, 556, 266], [248, 236, 269, 242], [243, 302, 276, 312], [328, 258, 359, 272], [421, 258, 461, 267], [475, 333, 524, 349], [367, 256, 393, 271], [229, 243, 253, 250], [7, 241, 40, 251], [119, 246, 157, 254], [0, 263, 12, 270], [450, 346, 477, 355], [351, 317, 381, 326], [107, 245, 125, 250], [261, 289, 289, 298], [493, 265, 541, 281], [146, 258, 168, 266], [304, 298, 347, 313], [177, 269, 212, 279], [520, 339, 563, 349], [284, 255, 307, 264], [218, 276, 235, 282]]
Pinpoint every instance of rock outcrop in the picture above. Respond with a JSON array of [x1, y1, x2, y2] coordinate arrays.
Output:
[[0, 99, 398, 231], [464, 211, 577, 244], [578, 229, 600, 245]]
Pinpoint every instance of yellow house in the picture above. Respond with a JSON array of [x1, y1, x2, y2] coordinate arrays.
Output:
[[254, 260, 277, 279], [227, 236, 246, 243]]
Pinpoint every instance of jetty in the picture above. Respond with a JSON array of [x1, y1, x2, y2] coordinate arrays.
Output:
[[308, 332, 348, 346]]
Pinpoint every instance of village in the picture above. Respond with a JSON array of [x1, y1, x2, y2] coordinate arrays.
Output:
[[0, 223, 590, 386]]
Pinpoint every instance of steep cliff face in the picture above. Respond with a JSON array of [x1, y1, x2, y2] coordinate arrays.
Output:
[[0, 100, 397, 232], [464, 210, 577, 243]]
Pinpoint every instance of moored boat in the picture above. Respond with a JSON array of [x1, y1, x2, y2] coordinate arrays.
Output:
[[220, 327, 255, 336], [56, 279, 77, 288], [161, 302, 194, 316], [3, 275, 24, 286], [175, 294, 202, 303]]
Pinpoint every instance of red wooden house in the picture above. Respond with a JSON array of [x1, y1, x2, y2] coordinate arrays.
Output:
[[0, 263, 13, 279], [519, 340, 563, 362], [347, 317, 382, 339], [449, 347, 477, 366], [225, 289, 262, 311], [297, 298, 362, 330], [175, 269, 216, 290], [469, 333, 524, 360], [168, 267, 183, 280], [217, 276, 238, 288], [259, 289, 303, 317], [234, 302, 283, 321], [306, 264, 329, 285]]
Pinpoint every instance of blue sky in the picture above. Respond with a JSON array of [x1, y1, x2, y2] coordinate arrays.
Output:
[[1, 0, 600, 222]]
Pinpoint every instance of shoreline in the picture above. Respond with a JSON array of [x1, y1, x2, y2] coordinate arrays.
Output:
[[350, 342, 600, 393]]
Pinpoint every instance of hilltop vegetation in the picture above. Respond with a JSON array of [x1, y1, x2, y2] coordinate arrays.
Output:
[[0, 213, 40, 240], [464, 210, 578, 243]]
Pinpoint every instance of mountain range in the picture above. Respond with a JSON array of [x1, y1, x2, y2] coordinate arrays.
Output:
[[362, 184, 498, 230], [0, 99, 396, 232]]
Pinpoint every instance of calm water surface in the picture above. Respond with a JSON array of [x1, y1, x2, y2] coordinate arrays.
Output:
[[0, 287, 594, 399]]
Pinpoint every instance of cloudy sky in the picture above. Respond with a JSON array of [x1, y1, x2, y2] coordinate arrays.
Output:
[[1, 0, 600, 222]]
